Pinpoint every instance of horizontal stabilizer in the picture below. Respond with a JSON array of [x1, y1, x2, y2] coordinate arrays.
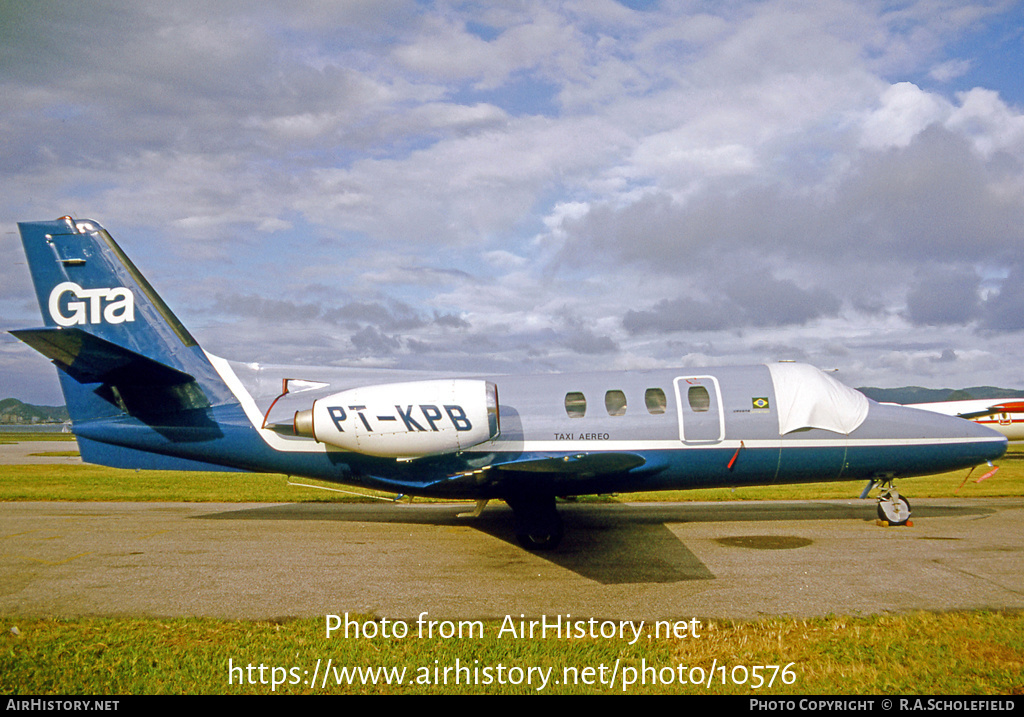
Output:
[[12, 327, 195, 386], [12, 326, 211, 418]]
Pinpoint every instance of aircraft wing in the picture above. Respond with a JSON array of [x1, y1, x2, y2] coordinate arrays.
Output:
[[420, 452, 648, 496], [490, 452, 646, 476]]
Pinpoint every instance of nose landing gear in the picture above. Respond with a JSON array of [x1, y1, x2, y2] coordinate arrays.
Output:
[[877, 484, 912, 526], [867, 476, 912, 526]]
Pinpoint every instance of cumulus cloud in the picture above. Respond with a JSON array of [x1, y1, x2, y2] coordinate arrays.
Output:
[[3, 0, 1024, 401]]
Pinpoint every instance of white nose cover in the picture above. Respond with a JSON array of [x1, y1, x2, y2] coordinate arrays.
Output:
[[767, 362, 869, 436]]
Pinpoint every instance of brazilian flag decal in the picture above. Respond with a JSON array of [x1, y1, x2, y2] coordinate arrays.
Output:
[[752, 397, 770, 410]]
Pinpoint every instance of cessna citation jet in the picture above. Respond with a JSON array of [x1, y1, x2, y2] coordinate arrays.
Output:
[[11, 218, 1008, 549]]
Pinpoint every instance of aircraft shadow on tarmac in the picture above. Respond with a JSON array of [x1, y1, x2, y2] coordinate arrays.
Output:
[[198, 500, 995, 586]]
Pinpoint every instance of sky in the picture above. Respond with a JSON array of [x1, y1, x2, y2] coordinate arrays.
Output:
[[2, 0, 1024, 406]]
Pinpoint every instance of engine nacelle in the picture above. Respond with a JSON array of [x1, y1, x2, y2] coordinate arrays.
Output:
[[293, 379, 500, 459]]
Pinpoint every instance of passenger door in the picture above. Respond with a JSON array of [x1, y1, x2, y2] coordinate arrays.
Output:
[[674, 376, 724, 444]]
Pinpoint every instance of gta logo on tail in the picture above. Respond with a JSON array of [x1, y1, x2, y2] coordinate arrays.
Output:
[[48, 281, 135, 327]]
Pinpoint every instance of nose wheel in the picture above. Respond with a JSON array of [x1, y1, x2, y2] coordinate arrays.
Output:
[[876, 482, 912, 526]]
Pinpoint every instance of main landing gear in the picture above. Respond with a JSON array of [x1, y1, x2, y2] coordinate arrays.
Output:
[[505, 494, 564, 550]]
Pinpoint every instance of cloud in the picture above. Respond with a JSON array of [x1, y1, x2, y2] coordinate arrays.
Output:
[[947, 87, 1024, 156], [622, 274, 841, 334], [981, 263, 1024, 331], [930, 58, 973, 82], [3, 0, 1024, 402], [860, 82, 950, 150], [904, 267, 982, 326], [557, 121, 1024, 321], [351, 325, 403, 356]]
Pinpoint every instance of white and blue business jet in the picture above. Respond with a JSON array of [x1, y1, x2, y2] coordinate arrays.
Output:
[[12, 217, 1007, 549]]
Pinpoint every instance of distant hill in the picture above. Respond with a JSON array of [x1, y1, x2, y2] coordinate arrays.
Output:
[[0, 398, 69, 425], [858, 386, 1024, 404]]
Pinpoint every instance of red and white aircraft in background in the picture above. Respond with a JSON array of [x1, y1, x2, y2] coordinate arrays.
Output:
[[905, 399, 1024, 442]]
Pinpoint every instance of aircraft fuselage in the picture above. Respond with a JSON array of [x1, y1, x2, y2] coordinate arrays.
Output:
[[68, 357, 1007, 501]]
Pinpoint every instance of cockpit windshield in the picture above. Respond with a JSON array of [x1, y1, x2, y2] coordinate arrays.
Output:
[[767, 362, 869, 435]]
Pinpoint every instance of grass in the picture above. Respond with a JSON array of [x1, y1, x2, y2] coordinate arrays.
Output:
[[2, 612, 1021, 694], [0, 431, 75, 444], [0, 464, 399, 503], [1, 433, 1022, 695]]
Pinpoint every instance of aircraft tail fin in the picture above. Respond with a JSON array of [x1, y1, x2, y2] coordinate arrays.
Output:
[[12, 217, 234, 425]]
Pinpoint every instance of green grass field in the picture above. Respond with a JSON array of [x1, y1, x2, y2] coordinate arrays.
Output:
[[3, 612, 1022, 695], [1, 434, 1022, 695]]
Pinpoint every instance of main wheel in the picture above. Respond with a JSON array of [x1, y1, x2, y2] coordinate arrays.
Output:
[[507, 495, 564, 550], [515, 521, 564, 550]]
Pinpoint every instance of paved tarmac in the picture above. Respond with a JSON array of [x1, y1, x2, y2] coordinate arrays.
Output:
[[2, 436, 1021, 621], [2, 497, 1022, 621], [0, 439, 82, 465]]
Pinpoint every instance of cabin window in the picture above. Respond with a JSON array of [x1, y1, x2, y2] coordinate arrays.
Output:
[[687, 385, 711, 412], [605, 390, 627, 416], [645, 388, 667, 414], [565, 391, 587, 418]]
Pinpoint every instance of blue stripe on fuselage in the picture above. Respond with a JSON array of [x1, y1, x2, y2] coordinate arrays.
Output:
[[71, 399, 1006, 499]]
